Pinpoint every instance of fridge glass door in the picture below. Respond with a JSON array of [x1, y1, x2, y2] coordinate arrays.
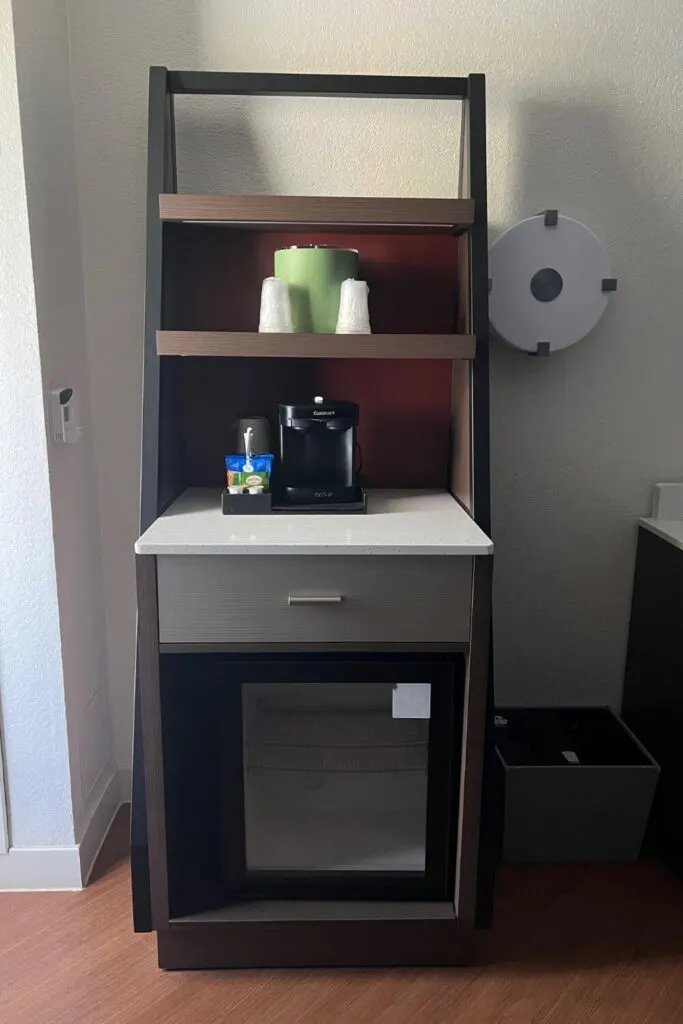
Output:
[[217, 655, 464, 900], [242, 681, 429, 874]]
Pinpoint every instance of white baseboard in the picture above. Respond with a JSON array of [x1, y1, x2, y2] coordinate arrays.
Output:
[[0, 767, 130, 892], [0, 845, 82, 891]]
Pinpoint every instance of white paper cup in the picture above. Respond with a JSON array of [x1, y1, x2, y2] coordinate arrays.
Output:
[[336, 278, 371, 334], [259, 276, 293, 333]]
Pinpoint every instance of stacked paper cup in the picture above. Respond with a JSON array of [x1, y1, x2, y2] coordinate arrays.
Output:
[[259, 277, 293, 333], [336, 279, 371, 334]]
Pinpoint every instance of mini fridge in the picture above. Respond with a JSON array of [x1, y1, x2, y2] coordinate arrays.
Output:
[[160, 653, 465, 918]]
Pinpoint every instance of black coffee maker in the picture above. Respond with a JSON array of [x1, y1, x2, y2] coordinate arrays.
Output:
[[276, 397, 365, 512]]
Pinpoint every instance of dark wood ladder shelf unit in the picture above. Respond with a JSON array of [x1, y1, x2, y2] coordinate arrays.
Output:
[[133, 68, 494, 971]]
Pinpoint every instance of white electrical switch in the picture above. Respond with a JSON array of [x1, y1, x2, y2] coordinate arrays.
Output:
[[392, 683, 431, 719], [49, 388, 81, 443]]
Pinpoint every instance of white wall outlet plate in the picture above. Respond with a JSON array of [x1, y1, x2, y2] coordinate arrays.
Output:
[[49, 388, 81, 443], [652, 483, 683, 521]]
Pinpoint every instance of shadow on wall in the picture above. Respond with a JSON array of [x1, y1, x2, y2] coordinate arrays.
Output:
[[175, 96, 273, 194], [491, 99, 683, 707]]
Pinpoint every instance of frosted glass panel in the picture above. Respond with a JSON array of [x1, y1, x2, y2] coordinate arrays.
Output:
[[242, 682, 429, 873]]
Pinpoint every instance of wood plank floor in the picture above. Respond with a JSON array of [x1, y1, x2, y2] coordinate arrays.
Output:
[[2, 808, 683, 1023]]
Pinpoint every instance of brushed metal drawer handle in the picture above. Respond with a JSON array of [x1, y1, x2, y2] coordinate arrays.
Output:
[[288, 594, 344, 606]]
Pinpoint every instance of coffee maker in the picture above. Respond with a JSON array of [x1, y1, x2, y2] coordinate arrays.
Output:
[[276, 397, 365, 512]]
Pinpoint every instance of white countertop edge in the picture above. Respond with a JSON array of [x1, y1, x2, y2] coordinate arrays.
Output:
[[134, 489, 494, 557], [135, 541, 494, 556], [640, 518, 683, 552]]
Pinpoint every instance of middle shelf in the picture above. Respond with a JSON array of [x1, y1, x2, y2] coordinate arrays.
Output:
[[156, 331, 475, 360]]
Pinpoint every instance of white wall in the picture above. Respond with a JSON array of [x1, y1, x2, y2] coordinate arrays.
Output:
[[66, 0, 683, 762], [10, 0, 118, 842], [0, 0, 74, 848]]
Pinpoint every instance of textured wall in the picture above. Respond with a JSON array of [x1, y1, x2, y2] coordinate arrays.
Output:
[[66, 0, 683, 763], [11, 0, 116, 839], [0, 0, 74, 847]]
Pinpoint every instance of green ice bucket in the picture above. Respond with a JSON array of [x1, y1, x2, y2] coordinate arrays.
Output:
[[274, 246, 359, 333]]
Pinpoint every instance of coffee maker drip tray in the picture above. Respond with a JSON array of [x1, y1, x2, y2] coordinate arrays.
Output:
[[272, 486, 367, 514]]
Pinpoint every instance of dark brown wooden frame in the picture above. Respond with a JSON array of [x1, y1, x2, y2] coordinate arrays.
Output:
[[157, 916, 472, 969], [135, 555, 168, 930], [132, 67, 494, 963]]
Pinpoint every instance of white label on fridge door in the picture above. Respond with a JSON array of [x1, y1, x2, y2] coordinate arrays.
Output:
[[392, 683, 431, 719]]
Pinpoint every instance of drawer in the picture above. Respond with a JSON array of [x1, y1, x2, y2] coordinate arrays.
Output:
[[156, 555, 472, 645]]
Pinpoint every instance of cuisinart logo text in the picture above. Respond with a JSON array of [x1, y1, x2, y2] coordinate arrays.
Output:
[[312, 410, 335, 417]]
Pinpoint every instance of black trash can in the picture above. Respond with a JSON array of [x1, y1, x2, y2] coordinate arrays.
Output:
[[496, 707, 660, 863]]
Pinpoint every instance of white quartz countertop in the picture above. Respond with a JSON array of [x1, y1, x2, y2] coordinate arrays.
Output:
[[135, 488, 494, 556], [640, 518, 683, 552]]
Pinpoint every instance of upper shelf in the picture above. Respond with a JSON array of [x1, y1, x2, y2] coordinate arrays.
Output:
[[157, 331, 476, 360], [158, 195, 475, 233]]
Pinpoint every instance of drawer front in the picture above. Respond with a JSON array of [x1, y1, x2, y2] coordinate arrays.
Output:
[[156, 556, 472, 645]]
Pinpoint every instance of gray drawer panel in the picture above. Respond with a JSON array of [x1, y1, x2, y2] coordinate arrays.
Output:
[[156, 556, 472, 645]]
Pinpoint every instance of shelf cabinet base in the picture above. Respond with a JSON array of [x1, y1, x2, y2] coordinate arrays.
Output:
[[158, 918, 474, 969]]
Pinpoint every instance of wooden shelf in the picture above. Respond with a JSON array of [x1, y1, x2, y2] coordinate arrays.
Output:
[[159, 194, 474, 232], [171, 901, 456, 925], [156, 331, 476, 360]]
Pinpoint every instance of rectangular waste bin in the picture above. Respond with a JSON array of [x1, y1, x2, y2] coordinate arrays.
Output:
[[496, 707, 659, 863]]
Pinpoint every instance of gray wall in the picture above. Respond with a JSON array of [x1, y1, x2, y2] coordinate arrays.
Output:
[[11, 0, 117, 842], [0, 0, 73, 847], [63, 0, 683, 765]]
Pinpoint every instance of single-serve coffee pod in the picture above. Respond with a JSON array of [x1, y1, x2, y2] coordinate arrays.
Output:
[[336, 279, 371, 334], [259, 276, 293, 333]]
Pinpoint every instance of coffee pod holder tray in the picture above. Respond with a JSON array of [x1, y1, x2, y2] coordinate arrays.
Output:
[[222, 491, 273, 515], [222, 489, 367, 515]]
